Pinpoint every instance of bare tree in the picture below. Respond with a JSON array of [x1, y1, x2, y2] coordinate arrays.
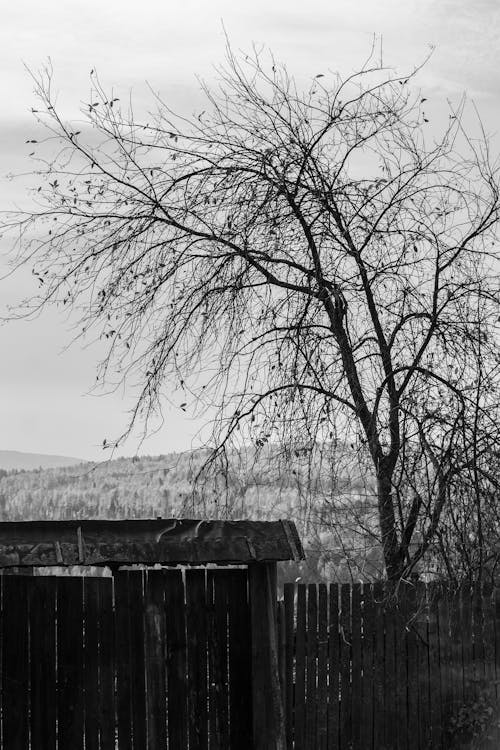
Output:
[[4, 46, 500, 582]]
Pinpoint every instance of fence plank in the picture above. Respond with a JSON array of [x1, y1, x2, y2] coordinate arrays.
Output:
[[165, 569, 188, 750], [428, 585, 442, 749], [482, 584, 495, 691], [482, 584, 499, 747], [144, 570, 167, 750], [278, 600, 286, 719], [449, 586, 463, 719], [489, 587, 500, 748], [295, 584, 307, 750], [227, 570, 252, 750], [3, 576, 29, 749], [30, 578, 57, 750], [84, 577, 102, 750], [339, 583, 352, 750], [208, 570, 230, 748], [350, 584, 362, 750], [98, 577, 115, 750], [57, 577, 84, 750], [115, 571, 133, 750], [395, 589, 408, 750], [248, 563, 284, 750], [360, 584, 374, 750], [495, 589, 500, 702], [414, 584, 429, 750], [305, 584, 318, 749], [472, 583, 485, 689], [422, 585, 432, 750], [372, 582, 385, 750], [327, 584, 340, 750], [284, 583, 295, 750], [383, 588, 397, 750], [403, 585, 418, 750], [317, 584, 328, 750], [185, 569, 208, 750], [437, 586, 452, 747], [129, 571, 147, 749], [461, 585, 473, 708]]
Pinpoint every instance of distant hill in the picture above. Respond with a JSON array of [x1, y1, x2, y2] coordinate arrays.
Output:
[[0, 450, 85, 471]]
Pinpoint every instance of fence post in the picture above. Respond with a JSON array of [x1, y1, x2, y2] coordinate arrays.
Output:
[[249, 562, 285, 750]]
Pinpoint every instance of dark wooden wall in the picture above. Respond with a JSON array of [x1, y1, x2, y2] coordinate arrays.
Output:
[[1, 568, 253, 749]]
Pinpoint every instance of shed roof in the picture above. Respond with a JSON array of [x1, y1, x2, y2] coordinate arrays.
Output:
[[0, 518, 304, 567]]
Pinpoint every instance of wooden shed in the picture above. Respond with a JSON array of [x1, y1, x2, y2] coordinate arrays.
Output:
[[0, 518, 303, 750]]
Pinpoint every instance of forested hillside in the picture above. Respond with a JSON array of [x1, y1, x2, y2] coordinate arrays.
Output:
[[0, 447, 383, 582]]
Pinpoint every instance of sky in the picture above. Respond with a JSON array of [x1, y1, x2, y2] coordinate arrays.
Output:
[[1, 0, 499, 461]]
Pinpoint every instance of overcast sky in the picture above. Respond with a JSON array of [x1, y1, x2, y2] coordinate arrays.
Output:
[[1, 0, 499, 461]]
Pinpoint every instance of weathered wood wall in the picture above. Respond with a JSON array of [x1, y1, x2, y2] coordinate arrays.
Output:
[[1, 568, 253, 749]]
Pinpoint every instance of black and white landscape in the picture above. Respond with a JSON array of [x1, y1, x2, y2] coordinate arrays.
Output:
[[1, 4, 500, 748]]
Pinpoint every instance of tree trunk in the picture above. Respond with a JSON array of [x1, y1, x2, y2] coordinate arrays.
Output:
[[377, 472, 403, 583]]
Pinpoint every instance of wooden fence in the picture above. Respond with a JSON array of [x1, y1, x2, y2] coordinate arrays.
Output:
[[1, 568, 253, 749], [278, 582, 500, 750]]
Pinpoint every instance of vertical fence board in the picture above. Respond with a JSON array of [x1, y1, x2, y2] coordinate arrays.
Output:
[[482, 584, 495, 690], [30, 577, 57, 750], [461, 586, 473, 708], [350, 584, 362, 750], [278, 601, 286, 723], [482, 585, 498, 745], [284, 583, 295, 750], [428, 585, 442, 749], [495, 589, 500, 702], [472, 583, 485, 689], [403, 585, 418, 750], [295, 585, 307, 750], [327, 584, 340, 750], [248, 563, 284, 750], [360, 584, 374, 750], [448, 587, 463, 718], [144, 570, 167, 750], [339, 584, 351, 750], [57, 576, 84, 750], [165, 569, 188, 750], [305, 584, 318, 749], [437, 587, 452, 747], [129, 571, 147, 749], [208, 570, 230, 749], [98, 577, 116, 750], [487, 588, 500, 747], [421, 585, 432, 750], [84, 577, 102, 750], [227, 570, 252, 750], [185, 569, 208, 750], [208, 571, 218, 750], [412, 584, 429, 750], [383, 588, 397, 750], [395, 591, 408, 750], [317, 584, 328, 750], [115, 571, 133, 750], [372, 582, 385, 750], [3, 576, 29, 749]]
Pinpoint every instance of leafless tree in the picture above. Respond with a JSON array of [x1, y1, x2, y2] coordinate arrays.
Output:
[[4, 45, 500, 582]]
